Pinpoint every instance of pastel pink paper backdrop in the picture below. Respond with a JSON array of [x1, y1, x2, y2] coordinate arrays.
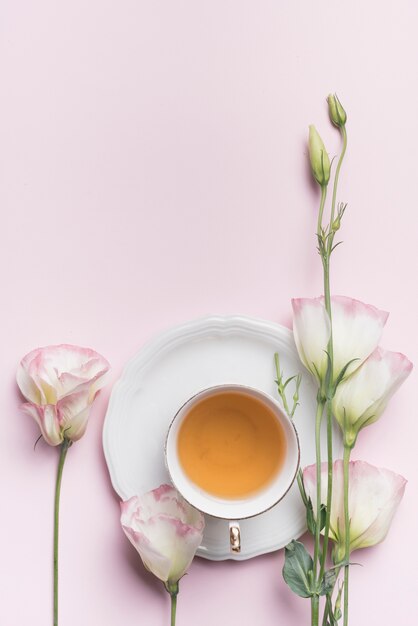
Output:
[[1, 1, 417, 624]]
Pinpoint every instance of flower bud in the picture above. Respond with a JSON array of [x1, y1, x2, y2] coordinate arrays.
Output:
[[308, 125, 331, 187], [331, 216, 341, 232], [327, 94, 347, 128]]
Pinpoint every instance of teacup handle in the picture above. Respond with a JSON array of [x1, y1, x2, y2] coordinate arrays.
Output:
[[229, 521, 241, 553]]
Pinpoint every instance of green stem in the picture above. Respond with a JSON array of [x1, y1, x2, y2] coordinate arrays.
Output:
[[165, 581, 179, 626], [171, 593, 177, 626], [319, 400, 333, 582], [312, 397, 325, 626], [329, 126, 347, 229], [323, 259, 332, 331], [321, 562, 344, 626], [322, 595, 332, 626], [318, 126, 348, 585], [274, 353, 291, 416], [311, 595, 319, 626], [319, 254, 334, 582], [343, 445, 351, 626], [317, 185, 328, 234], [54, 439, 70, 626], [313, 399, 325, 576]]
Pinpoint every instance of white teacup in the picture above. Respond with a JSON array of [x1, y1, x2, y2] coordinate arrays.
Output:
[[165, 384, 300, 553]]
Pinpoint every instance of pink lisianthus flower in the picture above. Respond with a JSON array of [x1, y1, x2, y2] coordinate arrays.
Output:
[[121, 485, 205, 586], [291, 296, 388, 384], [303, 460, 406, 563], [332, 347, 413, 446], [17, 344, 110, 445]]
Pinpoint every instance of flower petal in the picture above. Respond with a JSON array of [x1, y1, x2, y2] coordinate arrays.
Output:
[[333, 347, 413, 435], [120, 487, 205, 584], [302, 462, 341, 542], [17, 344, 110, 445], [143, 514, 203, 583], [292, 297, 331, 382], [22, 403, 63, 446], [16, 363, 42, 404], [135, 485, 204, 529], [18, 345, 110, 402], [331, 296, 388, 379], [347, 461, 406, 550], [303, 460, 406, 555], [57, 390, 92, 441], [121, 524, 172, 582]]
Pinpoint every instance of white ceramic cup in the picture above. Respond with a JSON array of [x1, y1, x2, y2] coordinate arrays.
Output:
[[165, 384, 300, 552]]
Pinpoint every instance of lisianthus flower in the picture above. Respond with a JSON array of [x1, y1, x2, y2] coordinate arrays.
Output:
[[292, 296, 388, 385], [121, 484, 205, 585], [332, 347, 413, 446], [17, 344, 110, 445], [303, 460, 406, 562]]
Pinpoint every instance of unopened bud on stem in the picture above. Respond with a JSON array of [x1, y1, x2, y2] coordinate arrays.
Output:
[[308, 125, 331, 187], [327, 94, 347, 128]]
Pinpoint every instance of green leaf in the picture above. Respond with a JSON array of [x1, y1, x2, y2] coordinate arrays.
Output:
[[282, 540, 314, 598]]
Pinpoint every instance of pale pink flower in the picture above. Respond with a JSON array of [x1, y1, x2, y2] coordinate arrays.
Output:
[[292, 296, 388, 384], [303, 461, 406, 562], [121, 485, 205, 585], [332, 347, 413, 445], [17, 344, 110, 445]]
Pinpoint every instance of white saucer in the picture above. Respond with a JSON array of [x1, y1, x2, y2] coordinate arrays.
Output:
[[103, 315, 339, 560]]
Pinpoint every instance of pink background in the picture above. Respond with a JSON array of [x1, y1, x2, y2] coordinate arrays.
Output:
[[1, 1, 417, 624]]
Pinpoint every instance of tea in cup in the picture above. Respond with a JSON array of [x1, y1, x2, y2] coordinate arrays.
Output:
[[165, 385, 300, 552]]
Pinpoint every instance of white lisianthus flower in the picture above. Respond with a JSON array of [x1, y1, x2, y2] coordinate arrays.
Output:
[[292, 296, 388, 385], [17, 344, 110, 445], [332, 347, 413, 446], [303, 460, 406, 563], [121, 485, 205, 586]]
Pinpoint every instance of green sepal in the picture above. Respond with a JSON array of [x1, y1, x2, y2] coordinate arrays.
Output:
[[306, 500, 326, 535], [333, 358, 360, 391], [318, 504, 327, 531], [282, 540, 315, 598], [306, 499, 316, 535], [164, 580, 179, 597]]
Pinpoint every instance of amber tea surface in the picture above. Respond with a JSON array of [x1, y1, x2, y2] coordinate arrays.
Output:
[[177, 390, 286, 499]]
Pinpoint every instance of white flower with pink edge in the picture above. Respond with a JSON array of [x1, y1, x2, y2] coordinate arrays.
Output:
[[121, 485, 205, 585], [332, 347, 413, 446], [292, 296, 388, 384], [17, 344, 110, 445], [303, 460, 406, 562]]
